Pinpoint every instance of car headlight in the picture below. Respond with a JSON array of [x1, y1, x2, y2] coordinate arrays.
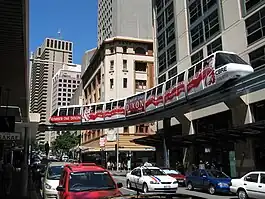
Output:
[[173, 181, 178, 184], [150, 181, 159, 184], [218, 182, 228, 187], [45, 183, 52, 189]]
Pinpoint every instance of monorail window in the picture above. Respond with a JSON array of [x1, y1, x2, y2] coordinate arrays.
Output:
[[90, 105, 96, 113], [52, 110, 58, 116], [118, 100, 125, 107], [166, 80, 171, 90], [96, 104, 103, 112], [59, 108, 67, 116], [188, 67, 195, 79], [156, 85, 163, 95], [178, 73, 184, 82], [215, 53, 248, 69], [171, 77, 177, 86], [112, 101, 118, 109], [74, 107, 81, 115], [195, 62, 202, 73], [68, 107, 74, 116], [203, 55, 214, 68], [146, 90, 152, 98], [106, 103, 111, 111]]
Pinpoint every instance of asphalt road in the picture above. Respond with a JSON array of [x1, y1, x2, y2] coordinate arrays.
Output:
[[113, 176, 238, 199]]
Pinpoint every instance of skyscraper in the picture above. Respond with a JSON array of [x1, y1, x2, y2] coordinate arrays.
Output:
[[30, 38, 74, 145], [97, 0, 153, 45]]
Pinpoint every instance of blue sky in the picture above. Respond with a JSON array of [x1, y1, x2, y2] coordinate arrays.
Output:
[[30, 0, 97, 64]]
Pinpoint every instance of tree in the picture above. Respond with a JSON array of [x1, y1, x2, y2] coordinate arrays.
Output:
[[52, 131, 80, 153]]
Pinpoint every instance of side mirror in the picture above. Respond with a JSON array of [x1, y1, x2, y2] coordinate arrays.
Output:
[[246, 176, 251, 181], [117, 182, 123, 188], [56, 185, 65, 192]]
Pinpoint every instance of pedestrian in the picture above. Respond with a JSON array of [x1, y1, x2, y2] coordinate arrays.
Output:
[[3, 158, 15, 196]]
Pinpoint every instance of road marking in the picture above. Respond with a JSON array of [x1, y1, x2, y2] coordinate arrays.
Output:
[[121, 187, 137, 192]]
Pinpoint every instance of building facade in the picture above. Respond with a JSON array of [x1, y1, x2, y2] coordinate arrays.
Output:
[[81, 36, 156, 166], [30, 38, 74, 145], [97, 0, 153, 45], [149, 0, 265, 176]]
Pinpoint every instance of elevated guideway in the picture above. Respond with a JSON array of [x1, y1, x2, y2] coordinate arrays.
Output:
[[39, 68, 265, 132]]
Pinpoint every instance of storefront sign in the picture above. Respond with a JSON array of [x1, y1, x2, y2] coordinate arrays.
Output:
[[0, 132, 21, 141]]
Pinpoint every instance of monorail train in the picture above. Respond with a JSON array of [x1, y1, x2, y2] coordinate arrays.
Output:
[[49, 51, 254, 124]]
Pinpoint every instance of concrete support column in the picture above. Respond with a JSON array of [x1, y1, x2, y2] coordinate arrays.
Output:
[[225, 97, 255, 176], [163, 118, 171, 168], [175, 114, 195, 171]]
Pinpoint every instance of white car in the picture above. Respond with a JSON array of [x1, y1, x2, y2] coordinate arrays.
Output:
[[230, 171, 265, 199], [126, 163, 178, 193], [42, 161, 70, 199]]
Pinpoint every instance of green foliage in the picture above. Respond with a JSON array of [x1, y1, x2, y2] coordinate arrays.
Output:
[[52, 131, 80, 152]]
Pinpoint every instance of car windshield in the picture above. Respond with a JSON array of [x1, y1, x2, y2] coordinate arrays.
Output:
[[142, 169, 166, 176], [162, 169, 180, 175], [207, 170, 229, 179], [68, 171, 116, 192], [47, 165, 64, 180]]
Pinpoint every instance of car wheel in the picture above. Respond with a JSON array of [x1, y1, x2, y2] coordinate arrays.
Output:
[[126, 180, 131, 189], [238, 189, 248, 199], [187, 182, 193, 190], [208, 184, 216, 195], [142, 183, 148, 193]]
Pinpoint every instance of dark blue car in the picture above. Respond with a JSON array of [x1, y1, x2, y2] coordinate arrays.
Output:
[[186, 169, 231, 195]]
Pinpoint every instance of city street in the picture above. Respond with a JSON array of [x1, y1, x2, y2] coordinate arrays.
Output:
[[113, 176, 238, 199]]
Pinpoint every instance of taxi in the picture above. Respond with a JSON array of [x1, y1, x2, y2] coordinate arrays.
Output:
[[126, 163, 178, 193]]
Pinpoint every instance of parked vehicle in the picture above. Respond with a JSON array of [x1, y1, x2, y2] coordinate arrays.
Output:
[[186, 169, 231, 195], [161, 168, 186, 186], [230, 171, 265, 199]]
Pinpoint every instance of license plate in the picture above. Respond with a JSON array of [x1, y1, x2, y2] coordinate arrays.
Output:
[[178, 180, 184, 182], [164, 185, 170, 188]]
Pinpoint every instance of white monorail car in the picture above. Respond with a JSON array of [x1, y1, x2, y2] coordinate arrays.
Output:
[[49, 51, 253, 124]]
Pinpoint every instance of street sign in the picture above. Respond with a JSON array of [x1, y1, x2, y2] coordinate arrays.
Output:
[[0, 116, 15, 132], [99, 137, 106, 147], [0, 132, 21, 141]]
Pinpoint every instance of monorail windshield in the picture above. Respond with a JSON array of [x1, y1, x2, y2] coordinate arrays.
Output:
[[215, 52, 248, 68]]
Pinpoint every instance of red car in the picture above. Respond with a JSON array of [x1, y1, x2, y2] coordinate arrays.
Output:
[[161, 168, 186, 186], [56, 163, 123, 199]]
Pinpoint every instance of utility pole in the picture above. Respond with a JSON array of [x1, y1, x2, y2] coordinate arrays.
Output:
[[116, 129, 119, 171]]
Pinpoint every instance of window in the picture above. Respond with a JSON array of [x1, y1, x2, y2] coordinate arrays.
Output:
[[166, 23, 175, 44], [135, 47, 146, 55], [157, 14, 165, 33], [215, 52, 247, 69], [191, 22, 204, 49], [165, 2, 174, 23], [135, 62, 147, 72], [110, 79, 114, 89], [245, 7, 265, 45], [202, 0, 217, 13], [204, 10, 220, 40], [167, 44, 177, 65], [158, 53, 167, 73], [110, 47, 114, 53], [245, 0, 265, 13], [158, 74, 166, 84], [189, 0, 202, 25], [124, 127, 129, 133], [123, 60, 127, 70], [191, 49, 204, 65], [207, 37, 222, 55], [110, 60, 114, 70], [123, 46, 127, 53], [245, 173, 259, 183], [135, 80, 147, 90], [249, 45, 265, 70], [260, 173, 265, 184], [123, 78, 127, 88], [156, 0, 163, 14], [168, 66, 177, 78], [158, 33, 166, 51]]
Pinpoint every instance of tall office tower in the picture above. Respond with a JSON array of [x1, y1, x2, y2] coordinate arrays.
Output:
[[30, 38, 74, 145], [97, 0, 153, 46], [151, 1, 265, 144]]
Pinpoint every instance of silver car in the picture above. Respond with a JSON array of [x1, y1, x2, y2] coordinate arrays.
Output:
[[41, 161, 70, 199]]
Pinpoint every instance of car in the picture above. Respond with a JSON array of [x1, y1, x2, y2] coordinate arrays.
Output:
[[56, 163, 123, 199], [186, 169, 231, 195], [161, 168, 186, 186], [230, 171, 265, 199], [42, 161, 70, 199], [126, 162, 178, 193]]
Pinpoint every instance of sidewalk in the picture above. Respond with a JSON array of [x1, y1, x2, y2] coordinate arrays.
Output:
[[109, 170, 130, 176]]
